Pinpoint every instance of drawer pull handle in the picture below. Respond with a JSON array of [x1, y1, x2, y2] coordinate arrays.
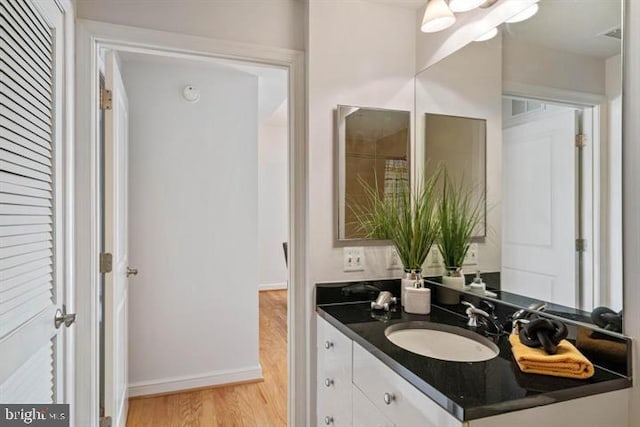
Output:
[[324, 416, 334, 425], [383, 392, 395, 405], [324, 341, 334, 349], [324, 378, 334, 387]]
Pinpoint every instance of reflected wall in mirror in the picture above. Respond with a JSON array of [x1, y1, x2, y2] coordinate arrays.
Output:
[[424, 113, 486, 237], [336, 106, 410, 241], [414, 0, 623, 331]]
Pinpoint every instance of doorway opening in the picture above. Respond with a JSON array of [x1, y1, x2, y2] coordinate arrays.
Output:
[[501, 95, 608, 311], [97, 48, 290, 426]]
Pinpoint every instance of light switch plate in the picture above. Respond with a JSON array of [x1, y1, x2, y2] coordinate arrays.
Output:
[[463, 243, 479, 265], [427, 247, 442, 268], [386, 247, 401, 270], [344, 247, 365, 272]]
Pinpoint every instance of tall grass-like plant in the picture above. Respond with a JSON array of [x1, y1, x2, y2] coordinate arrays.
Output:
[[436, 171, 484, 270], [350, 172, 440, 270]]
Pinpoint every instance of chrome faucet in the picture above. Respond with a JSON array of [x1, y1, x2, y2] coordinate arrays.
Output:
[[461, 301, 490, 327], [510, 302, 547, 334], [371, 291, 397, 311]]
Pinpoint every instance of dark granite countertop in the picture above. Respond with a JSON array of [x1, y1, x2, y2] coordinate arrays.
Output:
[[316, 287, 632, 421]]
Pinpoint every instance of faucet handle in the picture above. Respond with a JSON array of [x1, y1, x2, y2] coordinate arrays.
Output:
[[480, 300, 495, 317], [461, 300, 475, 310], [461, 301, 489, 315], [461, 301, 489, 327]]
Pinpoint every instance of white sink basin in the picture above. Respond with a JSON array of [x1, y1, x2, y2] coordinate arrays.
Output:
[[385, 322, 500, 362]]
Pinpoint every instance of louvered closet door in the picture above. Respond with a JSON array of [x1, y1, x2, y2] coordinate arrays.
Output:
[[0, 0, 68, 404]]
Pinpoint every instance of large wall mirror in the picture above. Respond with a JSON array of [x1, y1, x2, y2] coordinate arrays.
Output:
[[415, 0, 624, 333], [336, 105, 410, 241]]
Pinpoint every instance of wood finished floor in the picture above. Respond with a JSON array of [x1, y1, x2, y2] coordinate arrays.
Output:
[[126, 290, 288, 427]]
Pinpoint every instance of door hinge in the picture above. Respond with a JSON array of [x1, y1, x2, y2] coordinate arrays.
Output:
[[100, 252, 113, 274], [575, 134, 586, 148], [575, 238, 587, 252], [99, 416, 112, 427], [100, 88, 113, 110]]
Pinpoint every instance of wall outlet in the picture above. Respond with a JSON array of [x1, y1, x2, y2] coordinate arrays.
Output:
[[343, 247, 365, 272], [463, 243, 479, 265], [386, 247, 401, 270], [427, 247, 442, 268]]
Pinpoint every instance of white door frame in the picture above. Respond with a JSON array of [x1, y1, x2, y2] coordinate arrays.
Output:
[[75, 20, 308, 427], [50, 0, 76, 413]]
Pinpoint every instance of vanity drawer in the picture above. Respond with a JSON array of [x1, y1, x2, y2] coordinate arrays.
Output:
[[317, 316, 353, 426], [317, 316, 352, 364], [353, 385, 395, 427], [352, 342, 462, 427]]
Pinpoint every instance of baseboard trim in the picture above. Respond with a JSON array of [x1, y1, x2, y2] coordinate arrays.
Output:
[[259, 281, 288, 291], [128, 365, 263, 398]]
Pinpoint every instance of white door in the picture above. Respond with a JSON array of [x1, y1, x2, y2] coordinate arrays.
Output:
[[103, 51, 129, 427], [502, 109, 578, 307], [0, 0, 72, 408]]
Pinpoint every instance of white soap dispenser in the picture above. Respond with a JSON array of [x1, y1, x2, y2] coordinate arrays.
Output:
[[469, 270, 485, 295]]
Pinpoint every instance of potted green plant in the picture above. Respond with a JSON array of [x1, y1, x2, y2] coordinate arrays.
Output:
[[351, 172, 440, 307], [436, 171, 484, 304]]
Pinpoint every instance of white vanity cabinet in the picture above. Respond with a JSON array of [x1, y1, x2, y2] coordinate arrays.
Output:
[[352, 385, 395, 427], [317, 316, 353, 426], [316, 314, 629, 427], [352, 341, 463, 427]]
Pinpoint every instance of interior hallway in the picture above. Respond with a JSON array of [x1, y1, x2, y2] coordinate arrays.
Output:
[[126, 290, 288, 426]]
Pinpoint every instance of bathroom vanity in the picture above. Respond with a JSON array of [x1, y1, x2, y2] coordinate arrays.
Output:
[[316, 281, 632, 427]]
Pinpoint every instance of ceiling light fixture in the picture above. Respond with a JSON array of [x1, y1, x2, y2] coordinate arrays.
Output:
[[421, 0, 456, 33], [505, 3, 539, 23], [449, 0, 486, 13], [474, 27, 498, 42]]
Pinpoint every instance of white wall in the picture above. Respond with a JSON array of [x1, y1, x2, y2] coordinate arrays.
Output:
[[623, 3, 640, 423], [122, 56, 261, 394], [604, 54, 623, 310], [415, 39, 503, 274], [76, 0, 304, 51], [259, 105, 289, 288], [503, 37, 606, 95], [307, 0, 416, 284]]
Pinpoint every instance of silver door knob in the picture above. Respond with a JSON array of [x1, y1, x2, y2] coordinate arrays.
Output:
[[324, 416, 334, 425], [324, 378, 334, 387], [127, 267, 139, 277], [383, 392, 395, 405], [324, 341, 333, 349], [54, 305, 76, 329]]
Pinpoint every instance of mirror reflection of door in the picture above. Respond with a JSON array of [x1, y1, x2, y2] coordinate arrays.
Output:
[[502, 103, 580, 308]]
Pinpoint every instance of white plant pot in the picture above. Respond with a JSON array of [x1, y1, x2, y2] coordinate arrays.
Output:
[[438, 268, 465, 305], [442, 273, 465, 290]]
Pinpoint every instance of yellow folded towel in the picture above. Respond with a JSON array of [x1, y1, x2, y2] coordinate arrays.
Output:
[[509, 334, 595, 380]]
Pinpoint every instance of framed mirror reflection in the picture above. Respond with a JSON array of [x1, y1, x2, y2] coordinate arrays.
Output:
[[336, 105, 411, 242]]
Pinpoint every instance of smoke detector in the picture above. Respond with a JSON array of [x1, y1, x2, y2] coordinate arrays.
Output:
[[182, 85, 200, 103]]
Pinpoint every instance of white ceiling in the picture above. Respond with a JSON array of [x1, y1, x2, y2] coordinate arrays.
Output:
[[363, 0, 425, 10], [503, 0, 622, 59]]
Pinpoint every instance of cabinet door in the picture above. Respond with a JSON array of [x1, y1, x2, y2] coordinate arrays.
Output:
[[353, 385, 395, 427], [317, 316, 353, 427], [353, 342, 463, 427]]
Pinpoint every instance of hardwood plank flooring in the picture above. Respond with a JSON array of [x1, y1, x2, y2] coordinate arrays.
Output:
[[127, 290, 288, 427]]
